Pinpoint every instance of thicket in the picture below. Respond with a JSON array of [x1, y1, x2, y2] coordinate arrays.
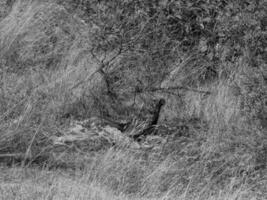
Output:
[[0, 0, 266, 199], [55, 0, 266, 122]]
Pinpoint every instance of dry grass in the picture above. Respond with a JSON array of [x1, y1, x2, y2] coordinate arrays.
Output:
[[0, 1, 266, 200], [0, 148, 265, 200]]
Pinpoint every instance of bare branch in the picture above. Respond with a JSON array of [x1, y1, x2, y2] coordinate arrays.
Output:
[[136, 86, 211, 95]]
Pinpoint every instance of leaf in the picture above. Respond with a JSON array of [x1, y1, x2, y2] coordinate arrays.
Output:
[[199, 38, 208, 52], [202, 17, 211, 23]]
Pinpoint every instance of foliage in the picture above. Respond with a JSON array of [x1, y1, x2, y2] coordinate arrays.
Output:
[[61, 0, 266, 111], [0, 0, 266, 199]]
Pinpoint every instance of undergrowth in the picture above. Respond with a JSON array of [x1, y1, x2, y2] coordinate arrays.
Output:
[[0, 0, 266, 200]]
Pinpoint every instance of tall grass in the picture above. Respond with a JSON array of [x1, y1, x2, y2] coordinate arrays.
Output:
[[0, 1, 266, 200], [0, 148, 264, 200]]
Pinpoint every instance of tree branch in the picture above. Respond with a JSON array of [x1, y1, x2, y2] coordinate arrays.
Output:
[[136, 86, 211, 95]]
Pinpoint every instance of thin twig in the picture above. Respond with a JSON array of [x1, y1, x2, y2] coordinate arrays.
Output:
[[136, 86, 211, 95]]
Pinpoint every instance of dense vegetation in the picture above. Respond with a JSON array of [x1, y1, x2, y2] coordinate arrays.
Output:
[[0, 0, 266, 199]]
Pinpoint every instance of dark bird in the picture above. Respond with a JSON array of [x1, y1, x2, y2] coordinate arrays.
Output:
[[132, 98, 166, 141]]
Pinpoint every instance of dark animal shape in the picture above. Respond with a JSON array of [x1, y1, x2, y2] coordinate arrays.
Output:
[[133, 98, 166, 141]]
